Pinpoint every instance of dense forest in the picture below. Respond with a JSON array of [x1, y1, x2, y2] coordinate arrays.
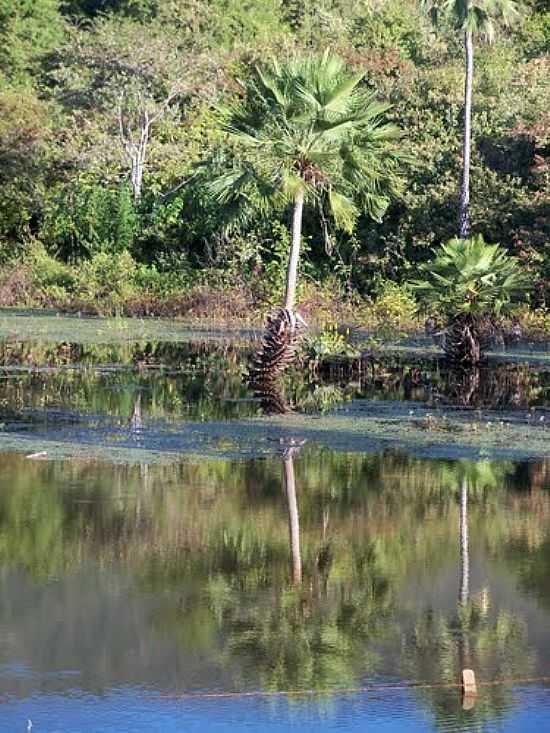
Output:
[[0, 0, 548, 320]]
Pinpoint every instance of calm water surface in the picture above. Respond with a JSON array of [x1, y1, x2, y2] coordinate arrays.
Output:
[[1, 339, 550, 731], [1, 450, 550, 731]]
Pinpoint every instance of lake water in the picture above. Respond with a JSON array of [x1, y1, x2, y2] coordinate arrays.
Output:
[[1, 336, 550, 731]]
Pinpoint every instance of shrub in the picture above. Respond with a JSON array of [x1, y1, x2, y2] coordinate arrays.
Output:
[[302, 323, 360, 365], [41, 181, 138, 260], [75, 251, 138, 311], [25, 241, 76, 292], [364, 280, 419, 337], [0, 265, 36, 306]]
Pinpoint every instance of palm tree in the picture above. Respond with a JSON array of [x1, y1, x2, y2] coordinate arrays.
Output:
[[424, 0, 521, 238], [208, 51, 402, 411], [412, 235, 529, 364]]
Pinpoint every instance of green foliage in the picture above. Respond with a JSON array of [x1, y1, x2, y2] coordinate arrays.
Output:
[[295, 384, 351, 412], [352, 0, 430, 61], [366, 280, 419, 337], [0, 88, 53, 252], [25, 241, 76, 293], [0, 0, 547, 310], [41, 181, 138, 259], [515, 9, 550, 57], [0, 0, 65, 81], [302, 323, 359, 362], [412, 235, 529, 319], [62, 0, 157, 19], [75, 251, 139, 308]]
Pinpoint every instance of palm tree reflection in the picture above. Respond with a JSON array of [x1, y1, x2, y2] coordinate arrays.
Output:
[[282, 445, 303, 584], [459, 475, 471, 675]]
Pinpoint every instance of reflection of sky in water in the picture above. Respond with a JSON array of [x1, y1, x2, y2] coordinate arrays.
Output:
[[3, 687, 550, 732]]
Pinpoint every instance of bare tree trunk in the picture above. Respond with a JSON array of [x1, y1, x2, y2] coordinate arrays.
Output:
[[283, 452, 302, 584], [118, 88, 180, 202], [459, 29, 474, 239], [284, 187, 305, 313]]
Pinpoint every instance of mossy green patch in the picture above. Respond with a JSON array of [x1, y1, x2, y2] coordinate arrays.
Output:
[[1, 400, 549, 464], [0, 308, 258, 345]]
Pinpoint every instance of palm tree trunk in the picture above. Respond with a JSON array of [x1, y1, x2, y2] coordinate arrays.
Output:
[[283, 452, 302, 584], [248, 187, 305, 414], [459, 29, 474, 240], [284, 187, 305, 312]]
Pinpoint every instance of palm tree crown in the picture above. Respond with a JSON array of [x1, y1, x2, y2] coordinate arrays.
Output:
[[412, 235, 528, 320], [426, 0, 521, 41], [209, 50, 403, 233]]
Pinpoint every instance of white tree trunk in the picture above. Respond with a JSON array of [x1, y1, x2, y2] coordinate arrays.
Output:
[[459, 29, 474, 240], [284, 187, 305, 312]]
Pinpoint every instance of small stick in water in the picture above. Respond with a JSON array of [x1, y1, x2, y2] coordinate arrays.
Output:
[[462, 669, 477, 710]]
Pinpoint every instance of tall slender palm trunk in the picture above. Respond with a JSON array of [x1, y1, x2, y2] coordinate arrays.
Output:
[[284, 187, 305, 313], [459, 29, 474, 239]]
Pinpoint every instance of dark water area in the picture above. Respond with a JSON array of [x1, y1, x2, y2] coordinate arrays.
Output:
[[2, 337, 550, 730], [1, 341, 550, 433]]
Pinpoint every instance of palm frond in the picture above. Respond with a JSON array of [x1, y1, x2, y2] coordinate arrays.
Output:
[[328, 189, 359, 233]]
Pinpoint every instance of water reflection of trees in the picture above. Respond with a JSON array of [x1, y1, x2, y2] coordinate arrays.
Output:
[[0, 341, 254, 422], [403, 461, 537, 728], [2, 341, 550, 428], [352, 358, 549, 410], [0, 452, 549, 710], [442, 364, 545, 409]]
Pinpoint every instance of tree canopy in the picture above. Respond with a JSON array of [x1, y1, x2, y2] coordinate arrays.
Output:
[[0, 0, 547, 313]]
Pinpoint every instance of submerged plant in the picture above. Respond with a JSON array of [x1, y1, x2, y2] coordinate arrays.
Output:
[[412, 235, 529, 364]]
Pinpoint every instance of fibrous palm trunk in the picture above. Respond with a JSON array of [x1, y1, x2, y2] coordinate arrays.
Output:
[[444, 313, 482, 365], [249, 188, 306, 413], [444, 313, 497, 365], [459, 28, 474, 239]]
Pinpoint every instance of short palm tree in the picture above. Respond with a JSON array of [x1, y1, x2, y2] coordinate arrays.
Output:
[[208, 52, 402, 411], [424, 0, 521, 238], [412, 235, 529, 364]]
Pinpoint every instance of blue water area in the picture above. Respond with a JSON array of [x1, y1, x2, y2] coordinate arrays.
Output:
[[3, 686, 550, 732]]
